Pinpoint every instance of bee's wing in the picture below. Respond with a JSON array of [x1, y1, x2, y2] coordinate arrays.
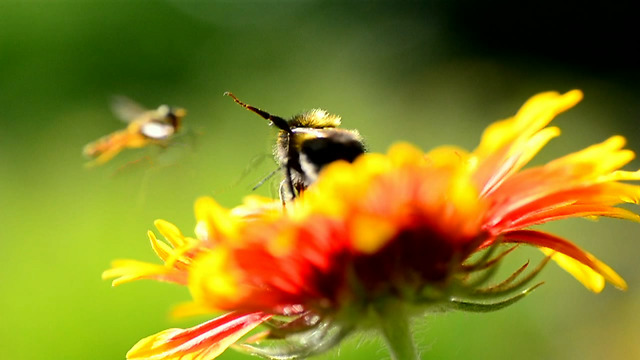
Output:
[[111, 96, 148, 123]]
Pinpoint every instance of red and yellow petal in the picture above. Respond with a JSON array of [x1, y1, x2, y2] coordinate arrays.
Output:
[[473, 90, 583, 197], [127, 312, 271, 360], [501, 230, 627, 292]]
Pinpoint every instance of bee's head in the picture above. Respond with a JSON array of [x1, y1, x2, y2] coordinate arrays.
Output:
[[156, 105, 186, 130], [169, 108, 186, 130]]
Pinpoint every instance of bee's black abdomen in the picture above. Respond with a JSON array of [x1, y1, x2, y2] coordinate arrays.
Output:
[[301, 134, 365, 170]]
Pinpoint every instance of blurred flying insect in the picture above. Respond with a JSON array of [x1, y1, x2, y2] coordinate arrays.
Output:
[[224, 92, 365, 202], [83, 97, 186, 167]]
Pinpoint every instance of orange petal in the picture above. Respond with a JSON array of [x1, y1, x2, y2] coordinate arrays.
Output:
[[194, 197, 240, 241], [498, 205, 640, 232], [127, 312, 271, 360], [475, 90, 582, 159], [546, 136, 634, 177], [148, 230, 173, 262], [473, 90, 583, 196], [170, 301, 216, 319], [102, 259, 186, 286], [351, 215, 397, 254], [540, 250, 603, 292], [501, 230, 627, 291], [154, 219, 186, 248]]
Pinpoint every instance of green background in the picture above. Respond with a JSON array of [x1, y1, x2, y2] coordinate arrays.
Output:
[[1, 1, 638, 359]]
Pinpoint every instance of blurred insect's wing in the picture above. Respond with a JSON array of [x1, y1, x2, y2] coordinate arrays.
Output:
[[140, 121, 175, 140], [111, 96, 148, 123]]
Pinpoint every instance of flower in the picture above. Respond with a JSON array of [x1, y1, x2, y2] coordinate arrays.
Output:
[[104, 90, 639, 360]]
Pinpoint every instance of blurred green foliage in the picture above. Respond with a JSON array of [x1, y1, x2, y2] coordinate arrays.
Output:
[[1, 1, 638, 359]]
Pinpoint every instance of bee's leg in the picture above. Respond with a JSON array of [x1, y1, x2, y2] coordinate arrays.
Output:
[[251, 166, 280, 191], [285, 162, 296, 200], [85, 146, 123, 168], [112, 156, 153, 177], [278, 179, 296, 212], [279, 180, 288, 207], [283, 132, 299, 200], [278, 166, 297, 205]]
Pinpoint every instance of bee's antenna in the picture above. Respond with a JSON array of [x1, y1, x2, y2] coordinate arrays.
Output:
[[224, 92, 291, 133]]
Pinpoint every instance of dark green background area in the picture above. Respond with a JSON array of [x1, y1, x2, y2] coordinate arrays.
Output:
[[1, 1, 638, 359]]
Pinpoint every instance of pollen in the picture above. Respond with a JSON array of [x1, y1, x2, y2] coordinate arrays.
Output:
[[351, 215, 397, 254]]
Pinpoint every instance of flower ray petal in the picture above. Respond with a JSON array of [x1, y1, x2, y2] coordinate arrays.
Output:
[[501, 230, 626, 291], [127, 312, 271, 360], [102, 259, 186, 286], [154, 219, 186, 248], [473, 90, 583, 196]]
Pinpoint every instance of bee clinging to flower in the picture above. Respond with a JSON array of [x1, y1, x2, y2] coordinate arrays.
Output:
[[83, 96, 186, 167], [224, 92, 365, 201]]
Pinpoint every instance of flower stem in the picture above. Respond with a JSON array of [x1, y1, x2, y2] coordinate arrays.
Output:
[[375, 299, 419, 360]]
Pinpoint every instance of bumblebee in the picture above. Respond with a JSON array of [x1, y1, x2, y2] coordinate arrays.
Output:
[[83, 96, 186, 167], [225, 92, 365, 201]]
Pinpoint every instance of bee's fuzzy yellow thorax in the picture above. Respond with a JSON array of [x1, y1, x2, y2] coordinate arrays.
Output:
[[289, 109, 342, 129]]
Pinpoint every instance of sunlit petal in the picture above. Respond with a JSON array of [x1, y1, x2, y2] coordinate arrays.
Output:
[[127, 312, 271, 360]]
